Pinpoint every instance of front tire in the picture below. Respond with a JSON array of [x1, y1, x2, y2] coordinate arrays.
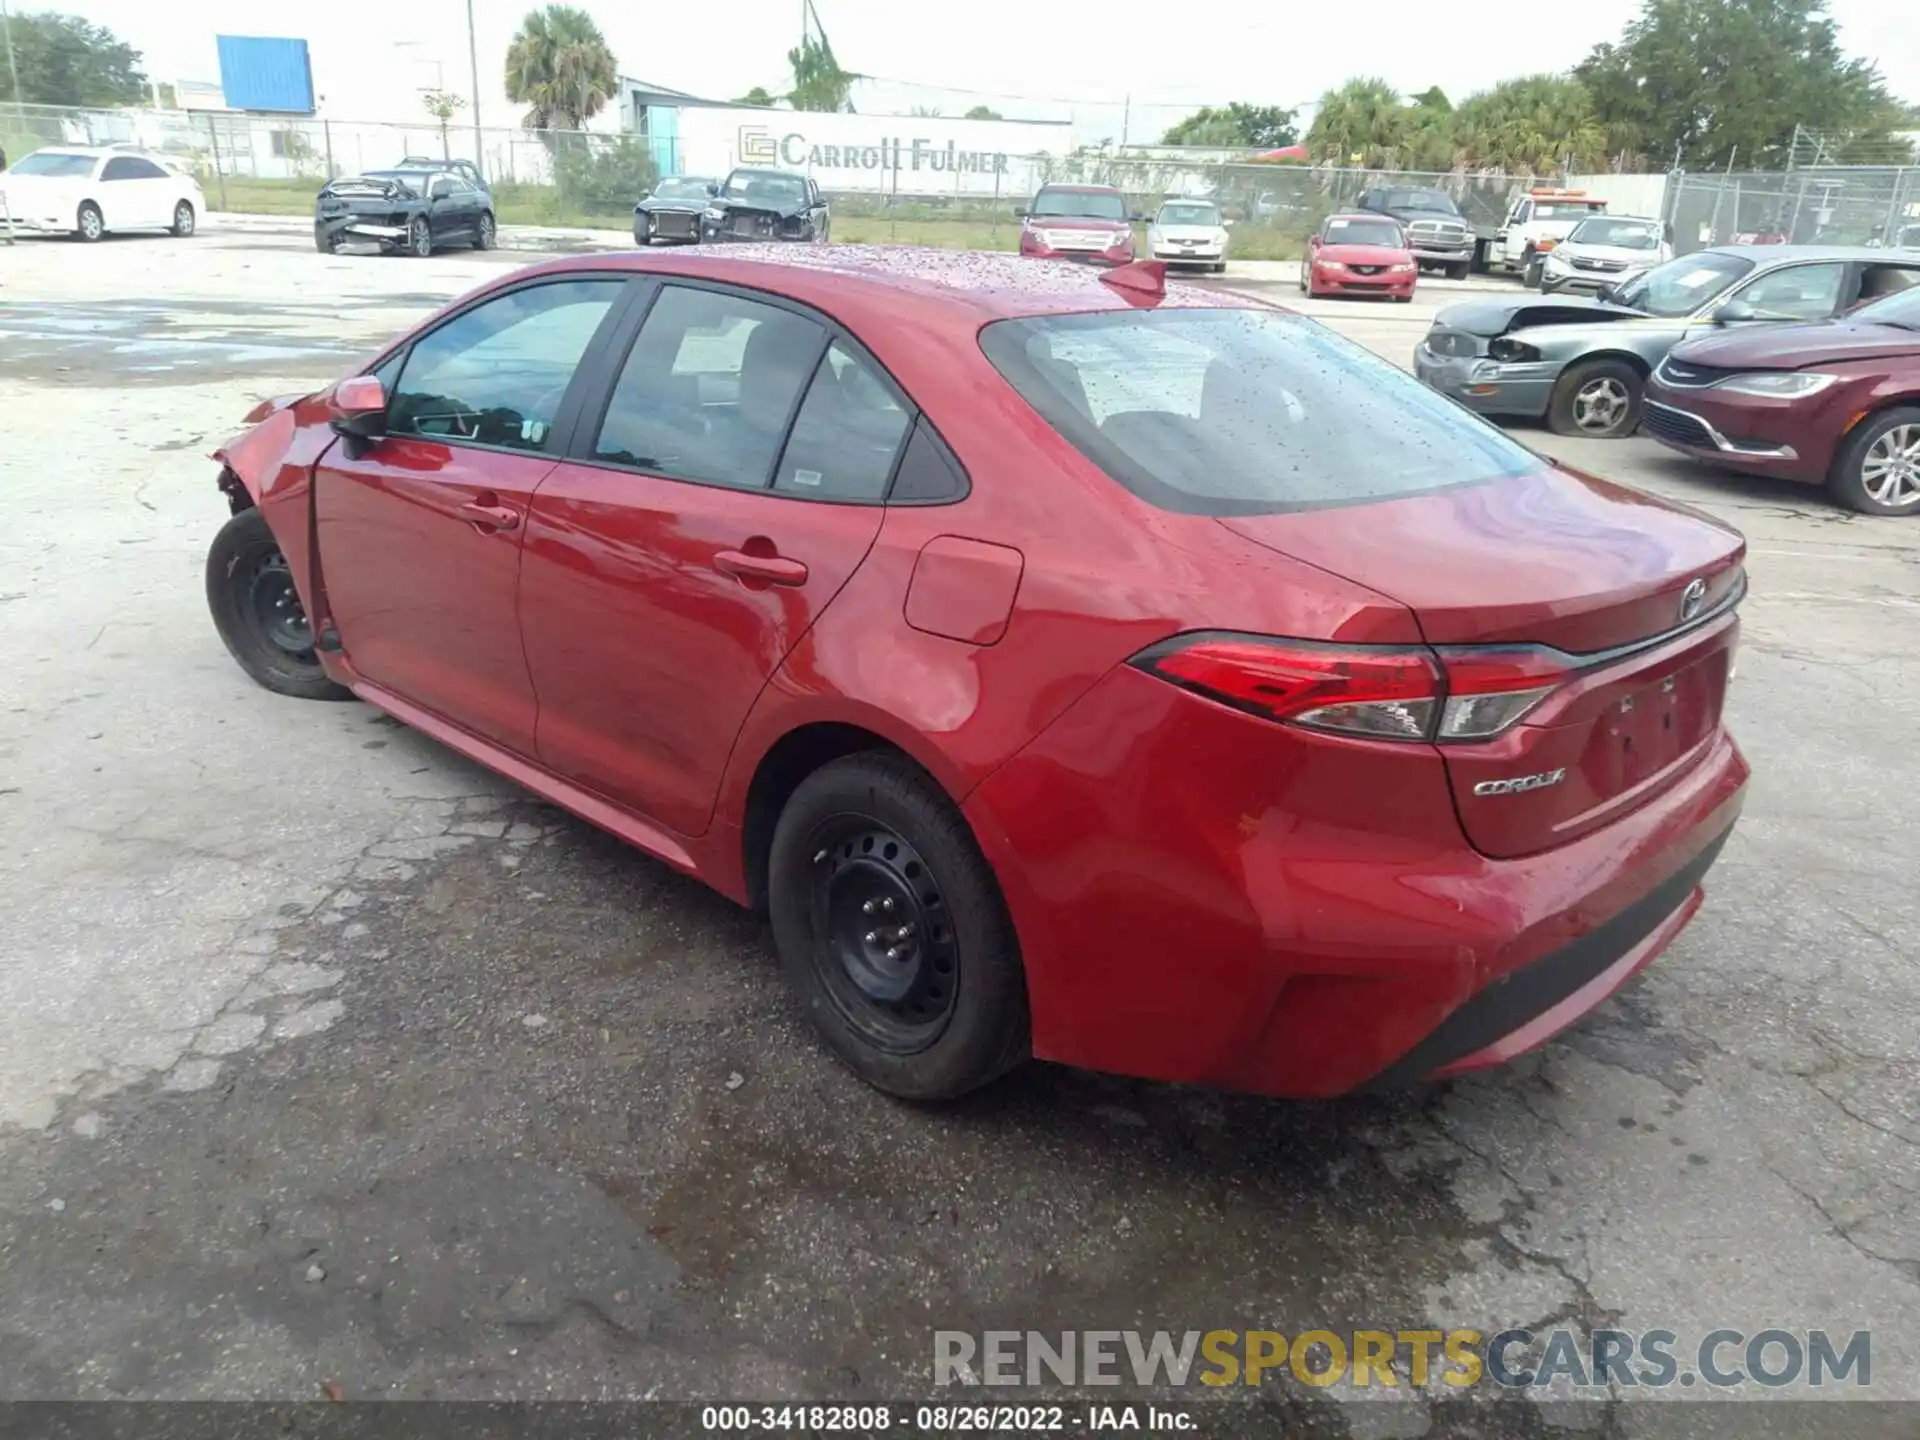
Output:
[[1522, 248, 1543, 288], [1445, 260, 1469, 280], [1548, 358, 1644, 438], [768, 753, 1028, 1100], [76, 202, 104, 242], [171, 200, 196, 237], [1830, 406, 1920, 515], [205, 507, 352, 701], [406, 215, 433, 258]]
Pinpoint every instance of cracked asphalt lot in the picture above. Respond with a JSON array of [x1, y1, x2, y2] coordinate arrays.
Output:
[[0, 228, 1915, 1435]]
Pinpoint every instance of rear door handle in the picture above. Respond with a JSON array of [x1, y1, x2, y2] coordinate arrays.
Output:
[[715, 549, 808, 587], [458, 501, 521, 531]]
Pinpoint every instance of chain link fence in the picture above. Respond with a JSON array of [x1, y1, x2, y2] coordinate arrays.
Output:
[[1663, 166, 1920, 254]]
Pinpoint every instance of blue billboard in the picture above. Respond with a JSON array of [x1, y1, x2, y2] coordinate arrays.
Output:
[[215, 36, 316, 114]]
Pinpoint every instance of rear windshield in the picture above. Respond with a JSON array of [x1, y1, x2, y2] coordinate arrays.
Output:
[[980, 308, 1539, 516], [1031, 188, 1127, 220], [11, 152, 96, 177]]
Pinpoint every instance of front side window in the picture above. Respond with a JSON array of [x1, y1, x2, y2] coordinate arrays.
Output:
[[980, 308, 1538, 516], [595, 285, 825, 488], [1733, 262, 1846, 320], [774, 342, 912, 500], [387, 279, 623, 452]]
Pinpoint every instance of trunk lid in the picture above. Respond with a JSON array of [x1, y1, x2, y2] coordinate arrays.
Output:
[[1220, 463, 1745, 858]]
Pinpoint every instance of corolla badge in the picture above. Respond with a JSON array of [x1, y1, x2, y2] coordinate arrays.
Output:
[[1473, 768, 1567, 797], [1680, 577, 1708, 621]]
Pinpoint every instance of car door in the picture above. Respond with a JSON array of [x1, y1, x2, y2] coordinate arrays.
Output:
[[519, 279, 911, 837], [96, 156, 147, 229], [423, 175, 461, 242], [312, 275, 634, 753]]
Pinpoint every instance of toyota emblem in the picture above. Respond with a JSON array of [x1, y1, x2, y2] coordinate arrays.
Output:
[[1680, 578, 1708, 621]]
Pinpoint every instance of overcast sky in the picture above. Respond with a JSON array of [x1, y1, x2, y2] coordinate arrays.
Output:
[[56, 0, 1920, 135]]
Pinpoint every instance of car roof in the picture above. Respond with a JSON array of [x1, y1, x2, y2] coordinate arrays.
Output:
[[1037, 183, 1122, 194], [1704, 244, 1920, 262], [727, 166, 805, 178], [1326, 211, 1398, 222], [28, 146, 109, 158], [507, 245, 1265, 328]]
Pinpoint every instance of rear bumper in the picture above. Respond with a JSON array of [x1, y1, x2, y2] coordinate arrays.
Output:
[[966, 665, 1749, 1098]]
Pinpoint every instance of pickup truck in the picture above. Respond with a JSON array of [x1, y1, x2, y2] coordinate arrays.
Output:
[[1353, 184, 1478, 278], [1484, 189, 1609, 286]]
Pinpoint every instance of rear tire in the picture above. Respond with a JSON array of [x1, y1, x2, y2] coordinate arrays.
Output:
[[76, 202, 104, 242], [1548, 358, 1643, 439], [1445, 260, 1469, 280], [472, 211, 495, 250], [768, 752, 1029, 1100], [315, 226, 338, 254], [171, 201, 196, 237], [406, 215, 433, 258], [205, 508, 352, 701], [1829, 406, 1920, 516]]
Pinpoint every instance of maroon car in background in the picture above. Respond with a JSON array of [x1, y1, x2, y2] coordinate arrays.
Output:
[[1645, 279, 1920, 515], [1017, 183, 1142, 266]]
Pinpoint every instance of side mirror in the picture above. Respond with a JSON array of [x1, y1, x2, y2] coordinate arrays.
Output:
[[328, 375, 387, 449], [706, 182, 719, 197], [1715, 300, 1759, 325], [1129, 212, 1148, 223], [1014, 206, 1029, 217]]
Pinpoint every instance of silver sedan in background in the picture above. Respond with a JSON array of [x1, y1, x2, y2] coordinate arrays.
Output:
[[1414, 245, 1920, 437]]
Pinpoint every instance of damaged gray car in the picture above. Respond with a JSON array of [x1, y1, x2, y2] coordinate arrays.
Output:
[[1414, 246, 1920, 437]]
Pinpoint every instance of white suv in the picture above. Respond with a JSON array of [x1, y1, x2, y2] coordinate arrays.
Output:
[[0, 146, 205, 241]]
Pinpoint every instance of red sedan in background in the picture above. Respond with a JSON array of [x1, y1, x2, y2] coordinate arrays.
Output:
[[1017, 183, 1140, 266], [206, 247, 1747, 1102], [1645, 280, 1920, 515], [1301, 212, 1420, 301]]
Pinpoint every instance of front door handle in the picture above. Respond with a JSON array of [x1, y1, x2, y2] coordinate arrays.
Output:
[[458, 501, 521, 531], [715, 548, 808, 587]]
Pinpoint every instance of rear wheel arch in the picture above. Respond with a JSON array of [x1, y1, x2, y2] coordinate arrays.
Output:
[[742, 722, 934, 911]]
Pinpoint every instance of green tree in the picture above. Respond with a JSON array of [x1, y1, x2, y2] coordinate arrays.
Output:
[[1576, 0, 1893, 167], [504, 4, 618, 131], [1400, 87, 1460, 169], [1453, 74, 1608, 173], [963, 104, 1002, 121], [1161, 102, 1299, 149], [1306, 78, 1409, 165], [733, 86, 777, 106], [3, 11, 147, 106], [786, 31, 857, 113], [422, 89, 467, 160]]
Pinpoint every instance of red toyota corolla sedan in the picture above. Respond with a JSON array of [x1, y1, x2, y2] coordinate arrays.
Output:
[[206, 247, 1749, 1101], [1300, 212, 1419, 301], [1644, 281, 1920, 515]]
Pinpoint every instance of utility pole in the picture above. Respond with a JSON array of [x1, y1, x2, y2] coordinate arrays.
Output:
[[466, 0, 484, 177], [2, 0, 23, 111]]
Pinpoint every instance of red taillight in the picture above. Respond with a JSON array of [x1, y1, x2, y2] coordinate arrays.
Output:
[[1133, 635, 1574, 743], [1133, 636, 1441, 741]]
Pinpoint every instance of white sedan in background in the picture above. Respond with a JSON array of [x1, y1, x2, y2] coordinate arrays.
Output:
[[1148, 199, 1231, 272], [0, 146, 204, 241]]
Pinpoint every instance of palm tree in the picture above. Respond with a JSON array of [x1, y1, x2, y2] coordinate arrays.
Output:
[[1454, 75, 1609, 174], [1307, 78, 1410, 166], [787, 30, 858, 113], [505, 4, 618, 132]]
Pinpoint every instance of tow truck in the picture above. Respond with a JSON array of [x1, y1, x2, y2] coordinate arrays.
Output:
[[1484, 188, 1609, 286]]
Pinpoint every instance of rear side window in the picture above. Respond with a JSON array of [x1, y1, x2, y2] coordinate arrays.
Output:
[[774, 341, 912, 500], [595, 285, 825, 489], [979, 309, 1539, 515]]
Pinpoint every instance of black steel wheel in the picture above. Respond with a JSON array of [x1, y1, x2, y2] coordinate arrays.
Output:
[[769, 752, 1028, 1099], [205, 507, 352, 701]]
